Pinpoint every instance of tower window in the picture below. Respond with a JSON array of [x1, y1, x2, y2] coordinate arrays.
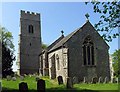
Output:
[[28, 25, 34, 33], [82, 36, 95, 66]]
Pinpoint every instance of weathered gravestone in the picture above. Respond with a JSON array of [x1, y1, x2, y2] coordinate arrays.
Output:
[[92, 77, 98, 84], [19, 82, 28, 92], [24, 74, 27, 77], [29, 74, 32, 77], [20, 76, 24, 81], [37, 79, 46, 92], [12, 77, 17, 81], [6, 75, 11, 81], [0, 82, 1, 92], [113, 78, 118, 83], [83, 77, 87, 83], [66, 77, 73, 89], [98, 77, 103, 83], [104, 77, 109, 83], [57, 76, 63, 85], [73, 76, 79, 84]]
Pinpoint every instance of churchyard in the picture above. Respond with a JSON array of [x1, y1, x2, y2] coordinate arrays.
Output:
[[2, 75, 119, 92]]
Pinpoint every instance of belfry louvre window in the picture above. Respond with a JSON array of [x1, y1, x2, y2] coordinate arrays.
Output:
[[28, 25, 34, 33], [82, 36, 94, 66]]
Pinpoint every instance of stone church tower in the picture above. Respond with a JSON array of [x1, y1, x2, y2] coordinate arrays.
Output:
[[18, 10, 42, 75]]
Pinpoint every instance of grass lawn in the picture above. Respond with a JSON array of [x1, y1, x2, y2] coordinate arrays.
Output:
[[2, 76, 119, 92]]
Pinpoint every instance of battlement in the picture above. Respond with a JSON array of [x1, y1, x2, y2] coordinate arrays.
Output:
[[21, 10, 40, 16], [20, 10, 40, 21]]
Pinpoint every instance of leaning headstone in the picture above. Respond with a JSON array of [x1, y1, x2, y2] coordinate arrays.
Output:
[[104, 77, 109, 83], [19, 82, 28, 92], [66, 77, 73, 89], [92, 77, 98, 84], [98, 77, 102, 83], [73, 76, 79, 84], [20, 76, 24, 81], [37, 79, 46, 92], [6, 75, 11, 81], [12, 77, 17, 81], [57, 76, 63, 85]]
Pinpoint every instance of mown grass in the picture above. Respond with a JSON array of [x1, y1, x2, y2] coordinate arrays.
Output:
[[2, 76, 119, 92]]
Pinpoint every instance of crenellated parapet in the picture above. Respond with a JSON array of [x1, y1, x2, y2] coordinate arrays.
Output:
[[20, 10, 40, 21]]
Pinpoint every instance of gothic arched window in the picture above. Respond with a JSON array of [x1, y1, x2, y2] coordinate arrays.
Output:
[[28, 25, 34, 33], [82, 36, 94, 66], [56, 54, 60, 70]]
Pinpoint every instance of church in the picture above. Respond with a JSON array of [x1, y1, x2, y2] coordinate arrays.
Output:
[[18, 10, 111, 83]]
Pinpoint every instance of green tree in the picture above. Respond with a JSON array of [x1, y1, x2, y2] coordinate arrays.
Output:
[[0, 26, 14, 51], [42, 43, 48, 49], [0, 26, 15, 77], [112, 49, 120, 77], [85, 1, 120, 42], [2, 44, 15, 77]]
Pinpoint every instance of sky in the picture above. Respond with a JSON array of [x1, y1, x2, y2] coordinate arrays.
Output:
[[1, 2, 119, 71]]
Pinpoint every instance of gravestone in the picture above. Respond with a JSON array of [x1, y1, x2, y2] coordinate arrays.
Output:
[[37, 79, 46, 92], [0, 82, 1, 92], [19, 82, 28, 92], [24, 74, 27, 77], [104, 77, 109, 83], [12, 77, 17, 81], [116, 78, 118, 83], [92, 77, 98, 84], [118, 76, 120, 84], [83, 77, 87, 83], [6, 75, 11, 81], [20, 76, 24, 81], [73, 76, 79, 84], [36, 76, 40, 82], [29, 74, 32, 77], [66, 77, 73, 89], [113, 78, 118, 83], [57, 76, 63, 85], [98, 77, 102, 83]]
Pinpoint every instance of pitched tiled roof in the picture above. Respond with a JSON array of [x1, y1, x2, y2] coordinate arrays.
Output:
[[48, 27, 81, 53], [47, 35, 64, 51]]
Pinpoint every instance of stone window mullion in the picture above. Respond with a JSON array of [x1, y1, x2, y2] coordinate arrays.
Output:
[[91, 46, 94, 65], [90, 45, 92, 66], [86, 45, 88, 65]]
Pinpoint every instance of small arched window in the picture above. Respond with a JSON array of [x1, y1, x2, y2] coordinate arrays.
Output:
[[28, 25, 34, 33], [82, 36, 94, 66], [56, 54, 60, 70]]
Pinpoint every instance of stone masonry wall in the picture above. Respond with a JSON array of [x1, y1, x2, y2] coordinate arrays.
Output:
[[66, 21, 110, 82], [18, 10, 42, 75]]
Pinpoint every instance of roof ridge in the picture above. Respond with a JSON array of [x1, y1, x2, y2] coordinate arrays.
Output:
[[47, 35, 64, 50], [48, 21, 90, 53]]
